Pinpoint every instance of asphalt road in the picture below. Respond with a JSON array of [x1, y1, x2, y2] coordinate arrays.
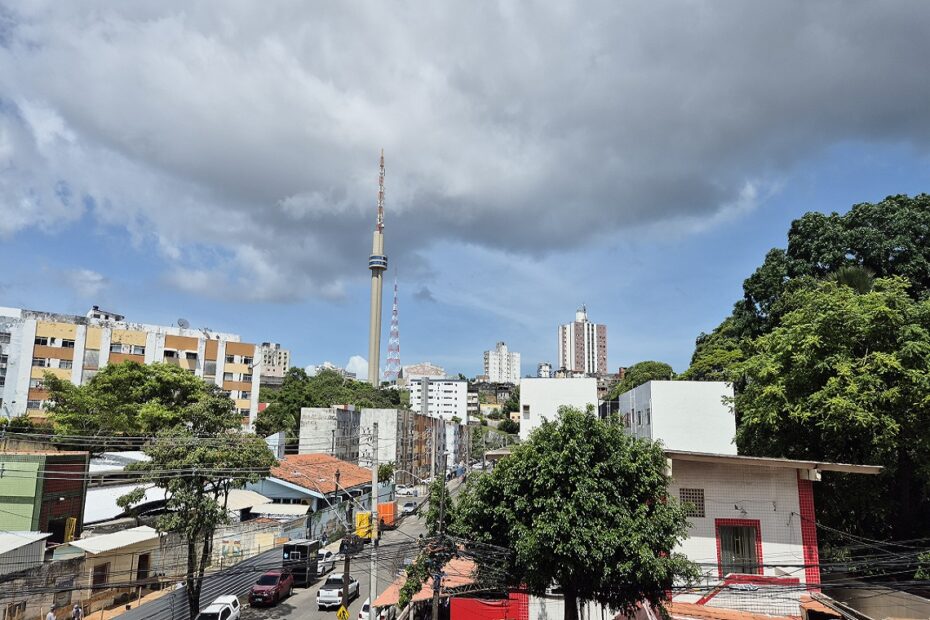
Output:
[[242, 494, 434, 620]]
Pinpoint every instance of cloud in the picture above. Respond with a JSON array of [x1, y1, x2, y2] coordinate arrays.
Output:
[[61, 268, 109, 299], [345, 356, 369, 379], [2, 3, 930, 300], [414, 286, 436, 303]]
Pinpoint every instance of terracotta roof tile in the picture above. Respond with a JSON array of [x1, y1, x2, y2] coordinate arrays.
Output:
[[664, 602, 797, 620], [271, 454, 371, 494]]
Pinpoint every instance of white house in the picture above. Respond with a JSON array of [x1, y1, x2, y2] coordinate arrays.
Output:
[[518, 377, 598, 441], [616, 380, 736, 454], [409, 378, 467, 422]]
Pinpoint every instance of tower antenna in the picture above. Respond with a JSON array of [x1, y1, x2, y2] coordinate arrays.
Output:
[[377, 149, 385, 233], [384, 274, 401, 381]]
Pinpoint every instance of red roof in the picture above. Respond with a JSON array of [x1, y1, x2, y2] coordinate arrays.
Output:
[[373, 557, 477, 607], [271, 454, 371, 494], [663, 602, 797, 620]]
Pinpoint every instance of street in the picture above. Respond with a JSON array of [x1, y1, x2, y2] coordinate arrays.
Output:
[[242, 482, 456, 620]]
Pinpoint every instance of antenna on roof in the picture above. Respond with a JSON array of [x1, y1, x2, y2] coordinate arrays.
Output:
[[177, 318, 190, 329]]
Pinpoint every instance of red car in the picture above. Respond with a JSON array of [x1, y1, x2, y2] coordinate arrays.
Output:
[[248, 569, 294, 606]]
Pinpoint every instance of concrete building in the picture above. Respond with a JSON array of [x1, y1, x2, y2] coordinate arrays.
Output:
[[298, 406, 361, 462], [616, 381, 736, 454], [307, 361, 356, 380], [400, 362, 446, 381], [359, 408, 431, 482], [409, 378, 467, 422], [0, 451, 89, 543], [537, 362, 552, 378], [518, 377, 598, 441], [483, 342, 521, 385], [260, 342, 290, 379], [466, 389, 479, 418], [557, 305, 607, 375], [0, 306, 262, 425]]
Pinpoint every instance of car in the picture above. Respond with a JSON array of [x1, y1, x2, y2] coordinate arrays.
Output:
[[471, 462, 485, 470], [395, 484, 416, 496], [317, 573, 359, 610], [248, 569, 294, 606], [359, 597, 397, 620], [195, 595, 241, 620], [401, 501, 418, 515], [317, 549, 337, 575]]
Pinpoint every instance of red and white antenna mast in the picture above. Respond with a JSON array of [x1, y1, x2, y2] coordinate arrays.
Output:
[[384, 276, 401, 381]]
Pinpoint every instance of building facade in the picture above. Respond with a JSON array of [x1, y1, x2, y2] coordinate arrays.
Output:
[[483, 342, 521, 385], [536, 362, 552, 378], [409, 378, 467, 422], [260, 342, 291, 379], [298, 406, 361, 462], [518, 377, 598, 441], [0, 306, 262, 424], [557, 306, 607, 375]]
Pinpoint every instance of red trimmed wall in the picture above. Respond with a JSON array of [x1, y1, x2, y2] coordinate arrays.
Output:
[[797, 474, 821, 589], [714, 518, 763, 578], [451, 592, 529, 620]]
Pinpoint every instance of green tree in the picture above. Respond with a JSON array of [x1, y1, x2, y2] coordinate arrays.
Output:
[[379, 462, 395, 484], [119, 392, 277, 619], [736, 277, 930, 539], [608, 361, 675, 399], [46, 362, 211, 438], [424, 477, 453, 536], [453, 408, 697, 620], [497, 417, 519, 434], [501, 387, 520, 415]]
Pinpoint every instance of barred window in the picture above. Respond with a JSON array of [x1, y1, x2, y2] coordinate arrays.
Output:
[[679, 488, 705, 518]]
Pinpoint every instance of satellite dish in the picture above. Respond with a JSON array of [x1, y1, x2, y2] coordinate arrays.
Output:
[[177, 318, 190, 329]]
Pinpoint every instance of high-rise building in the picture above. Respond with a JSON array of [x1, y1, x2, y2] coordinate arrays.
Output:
[[483, 341, 521, 385], [537, 362, 552, 378], [557, 305, 607, 375], [409, 377, 467, 422], [367, 151, 388, 385], [0, 306, 262, 425], [260, 342, 290, 379]]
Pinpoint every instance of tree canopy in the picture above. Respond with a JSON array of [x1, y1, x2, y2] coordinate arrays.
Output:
[[255, 367, 400, 442], [608, 360, 675, 399], [453, 407, 696, 620]]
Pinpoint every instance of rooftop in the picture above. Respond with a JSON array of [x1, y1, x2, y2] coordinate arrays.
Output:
[[665, 450, 883, 475], [270, 454, 371, 494], [0, 532, 52, 555], [660, 602, 796, 620], [373, 557, 476, 607], [65, 526, 159, 555]]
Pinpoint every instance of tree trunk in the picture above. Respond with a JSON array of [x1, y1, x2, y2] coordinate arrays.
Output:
[[186, 540, 199, 620], [564, 584, 580, 620]]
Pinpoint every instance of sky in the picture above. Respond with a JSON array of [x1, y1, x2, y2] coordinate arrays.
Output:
[[2, 2, 930, 378]]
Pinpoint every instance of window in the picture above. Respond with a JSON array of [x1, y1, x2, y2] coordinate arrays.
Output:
[[61, 339, 75, 349], [0, 376, 5, 387], [164, 350, 178, 358], [241, 391, 251, 400], [637, 411, 642, 426], [0, 331, 10, 344], [717, 521, 761, 576], [110, 343, 123, 353], [26, 400, 41, 410], [59, 360, 73, 369], [0, 354, 7, 364], [186, 351, 198, 360], [34, 336, 49, 346], [225, 354, 235, 363], [132, 345, 145, 355], [29, 379, 44, 388], [32, 358, 47, 367], [522, 405, 530, 419], [679, 488, 705, 518], [223, 372, 234, 381], [242, 373, 253, 382], [646, 407, 651, 425], [92, 562, 110, 587], [220, 609, 231, 620], [242, 356, 253, 365]]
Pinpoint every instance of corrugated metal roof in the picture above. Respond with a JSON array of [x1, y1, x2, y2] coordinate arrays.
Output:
[[224, 489, 271, 511], [67, 526, 160, 554], [0, 532, 51, 556], [251, 503, 310, 516], [83, 485, 168, 524]]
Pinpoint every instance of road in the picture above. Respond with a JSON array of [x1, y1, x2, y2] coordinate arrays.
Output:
[[243, 481, 460, 620]]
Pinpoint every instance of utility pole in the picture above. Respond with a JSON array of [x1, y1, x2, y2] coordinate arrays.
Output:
[[369, 422, 379, 617], [431, 451, 447, 620], [331, 428, 336, 456]]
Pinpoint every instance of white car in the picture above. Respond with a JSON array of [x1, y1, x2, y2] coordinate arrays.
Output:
[[395, 484, 416, 496], [401, 501, 418, 515], [195, 595, 241, 620], [359, 597, 397, 620], [317, 574, 359, 610], [317, 549, 337, 575]]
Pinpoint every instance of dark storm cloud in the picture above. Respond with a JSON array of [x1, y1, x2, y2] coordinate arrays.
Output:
[[2, 1, 930, 300]]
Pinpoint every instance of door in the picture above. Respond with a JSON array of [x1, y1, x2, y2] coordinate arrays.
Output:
[[136, 553, 151, 583], [718, 523, 760, 575]]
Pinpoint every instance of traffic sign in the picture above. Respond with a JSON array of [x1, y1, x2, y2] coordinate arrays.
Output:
[[337, 605, 349, 620]]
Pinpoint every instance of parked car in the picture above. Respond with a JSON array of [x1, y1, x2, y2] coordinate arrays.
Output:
[[401, 501, 418, 515], [359, 597, 397, 619], [395, 484, 415, 496], [195, 595, 241, 620], [317, 549, 337, 575], [317, 574, 360, 610], [248, 569, 294, 606]]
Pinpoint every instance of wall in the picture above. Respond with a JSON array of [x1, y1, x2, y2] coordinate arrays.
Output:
[[518, 378, 598, 441], [0, 555, 85, 620], [360, 408, 401, 468], [668, 459, 808, 600], [298, 406, 361, 461], [0, 537, 47, 577]]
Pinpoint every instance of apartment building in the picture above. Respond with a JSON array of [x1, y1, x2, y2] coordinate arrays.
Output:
[[0, 306, 262, 425], [409, 377, 467, 422], [260, 342, 291, 379], [483, 341, 521, 384], [557, 305, 608, 375]]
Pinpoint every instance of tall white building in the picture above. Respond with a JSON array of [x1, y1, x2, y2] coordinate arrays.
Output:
[[483, 341, 521, 384], [409, 378, 467, 422], [558, 305, 607, 375]]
